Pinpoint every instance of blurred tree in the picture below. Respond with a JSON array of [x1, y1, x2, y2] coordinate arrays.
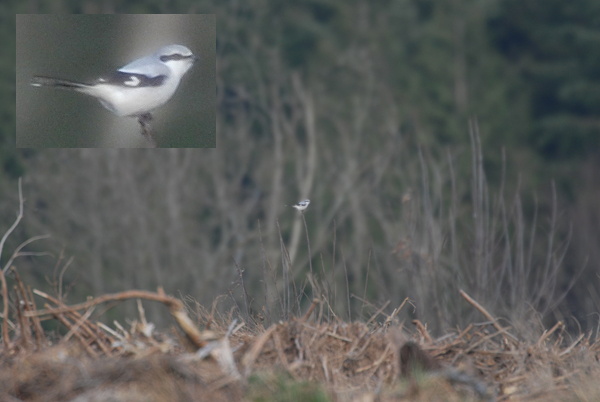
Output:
[[489, 0, 600, 326], [489, 0, 600, 164], [0, 0, 595, 333]]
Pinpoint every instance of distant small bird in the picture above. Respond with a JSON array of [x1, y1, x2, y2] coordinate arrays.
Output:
[[288, 199, 310, 211]]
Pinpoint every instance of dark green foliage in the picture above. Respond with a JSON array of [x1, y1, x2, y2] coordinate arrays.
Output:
[[489, 0, 600, 161]]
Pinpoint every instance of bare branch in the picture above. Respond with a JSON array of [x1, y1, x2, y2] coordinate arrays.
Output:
[[1, 178, 24, 274], [2, 234, 52, 273]]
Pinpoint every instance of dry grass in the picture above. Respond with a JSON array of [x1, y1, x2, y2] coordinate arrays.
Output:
[[0, 272, 599, 402]]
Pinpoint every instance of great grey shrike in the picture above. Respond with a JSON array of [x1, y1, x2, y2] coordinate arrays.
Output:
[[30, 44, 197, 118], [289, 199, 311, 211]]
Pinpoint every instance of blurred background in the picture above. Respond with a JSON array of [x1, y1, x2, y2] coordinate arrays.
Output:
[[2, 0, 599, 335]]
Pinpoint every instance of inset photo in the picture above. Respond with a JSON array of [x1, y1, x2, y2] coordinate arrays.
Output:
[[17, 14, 215, 148]]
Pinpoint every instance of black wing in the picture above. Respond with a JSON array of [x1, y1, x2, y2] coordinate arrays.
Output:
[[96, 71, 166, 87]]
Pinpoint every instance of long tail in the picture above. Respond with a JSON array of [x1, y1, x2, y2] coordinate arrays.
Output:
[[30, 76, 90, 90]]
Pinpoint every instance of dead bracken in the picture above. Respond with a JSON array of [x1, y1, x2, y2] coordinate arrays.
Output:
[[1, 270, 599, 402]]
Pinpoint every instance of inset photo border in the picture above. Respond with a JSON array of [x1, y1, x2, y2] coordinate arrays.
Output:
[[17, 14, 215, 148]]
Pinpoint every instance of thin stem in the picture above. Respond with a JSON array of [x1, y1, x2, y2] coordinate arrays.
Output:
[[1, 178, 24, 274], [301, 212, 314, 300]]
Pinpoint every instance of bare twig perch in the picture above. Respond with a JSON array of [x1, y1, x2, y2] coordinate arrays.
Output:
[[138, 113, 157, 148]]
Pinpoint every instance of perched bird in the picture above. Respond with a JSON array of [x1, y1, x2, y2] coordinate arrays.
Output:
[[30, 44, 197, 147], [31, 44, 197, 117], [288, 199, 310, 211]]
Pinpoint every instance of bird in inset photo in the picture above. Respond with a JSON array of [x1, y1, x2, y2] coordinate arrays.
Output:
[[30, 44, 197, 147]]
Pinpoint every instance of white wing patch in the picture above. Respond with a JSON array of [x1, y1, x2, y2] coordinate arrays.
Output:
[[124, 75, 140, 86]]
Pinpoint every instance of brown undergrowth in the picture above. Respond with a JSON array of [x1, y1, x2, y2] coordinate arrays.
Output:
[[1, 269, 599, 402]]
